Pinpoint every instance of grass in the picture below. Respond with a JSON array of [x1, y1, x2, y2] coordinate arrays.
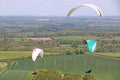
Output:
[[54, 35, 120, 41], [0, 51, 59, 61], [95, 53, 120, 60], [0, 70, 31, 80], [0, 51, 31, 61], [54, 36, 99, 41], [101, 37, 120, 40], [2, 54, 119, 80], [0, 51, 120, 80]]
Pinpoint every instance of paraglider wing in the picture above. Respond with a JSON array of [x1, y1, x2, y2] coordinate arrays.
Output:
[[85, 69, 92, 73], [32, 48, 44, 62], [87, 40, 97, 53], [66, 4, 103, 18], [82, 39, 87, 44], [39, 49, 44, 58], [92, 42, 97, 52], [67, 6, 80, 18]]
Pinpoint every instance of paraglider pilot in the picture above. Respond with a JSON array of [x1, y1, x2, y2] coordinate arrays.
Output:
[[85, 69, 92, 73]]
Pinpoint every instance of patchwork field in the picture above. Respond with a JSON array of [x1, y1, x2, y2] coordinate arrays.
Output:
[[0, 54, 120, 80]]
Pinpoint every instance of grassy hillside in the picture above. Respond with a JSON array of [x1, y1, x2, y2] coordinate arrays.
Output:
[[0, 70, 31, 80], [0, 51, 31, 61], [0, 54, 119, 80]]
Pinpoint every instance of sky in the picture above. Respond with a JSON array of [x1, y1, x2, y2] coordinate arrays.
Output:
[[0, 0, 120, 16]]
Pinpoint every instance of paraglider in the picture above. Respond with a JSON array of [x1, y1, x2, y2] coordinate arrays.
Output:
[[87, 40, 97, 53], [82, 39, 97, 53], [66, 4, 103, 18], [66, 4, 101, 53], [32, 71, 37, 75], [32, 48, 44, 62], [85, 69, 92, 73]]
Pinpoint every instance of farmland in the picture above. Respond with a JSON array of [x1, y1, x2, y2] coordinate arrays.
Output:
[[0, 51, 31, 61], [0, 16, 120, 52], [54, 36, 99, 41], [0, 16, 120, 80], [0, 53, 120, 80]]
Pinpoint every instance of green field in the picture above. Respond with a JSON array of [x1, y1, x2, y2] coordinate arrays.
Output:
[[0, 51, 31, 61], [54, 36, 99, 41], [0, 51, 59, 61], [54, 36, 120, 41], [0, 54, 120, 80], [95, 53, 120, 60]]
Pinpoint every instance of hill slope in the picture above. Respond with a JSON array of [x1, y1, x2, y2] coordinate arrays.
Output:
[[0, 54, 120, 80]]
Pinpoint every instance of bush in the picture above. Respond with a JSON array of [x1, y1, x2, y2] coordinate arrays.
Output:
[[65, 50, 73, 55], [0, 62, 8, 71], [75, 48, 80, 55], [74, 48, 85, 55], [28, 69, 99, 80], [63, 73, 83, 80], [83, 74, 99, 80], [28, 69, 62, 80], [80, 50, 85, 54]]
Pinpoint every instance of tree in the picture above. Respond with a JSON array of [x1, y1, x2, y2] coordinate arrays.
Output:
[[66, 50, 73, 55], [64, 73, 83, 80], [71, 41, 78, 48], [75, 48, 80, 55], [80, 49, 85, 54], [83, 74, 99, 80], [28, 69, 62, 80], [75, 48, 85, 55]]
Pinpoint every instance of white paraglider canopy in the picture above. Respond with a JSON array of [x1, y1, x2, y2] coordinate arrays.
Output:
[[66, 4, 103, 18], [32, 48, 44, 62]]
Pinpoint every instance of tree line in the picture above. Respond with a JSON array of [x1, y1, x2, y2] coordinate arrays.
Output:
[[0, 38, 119, 53]]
